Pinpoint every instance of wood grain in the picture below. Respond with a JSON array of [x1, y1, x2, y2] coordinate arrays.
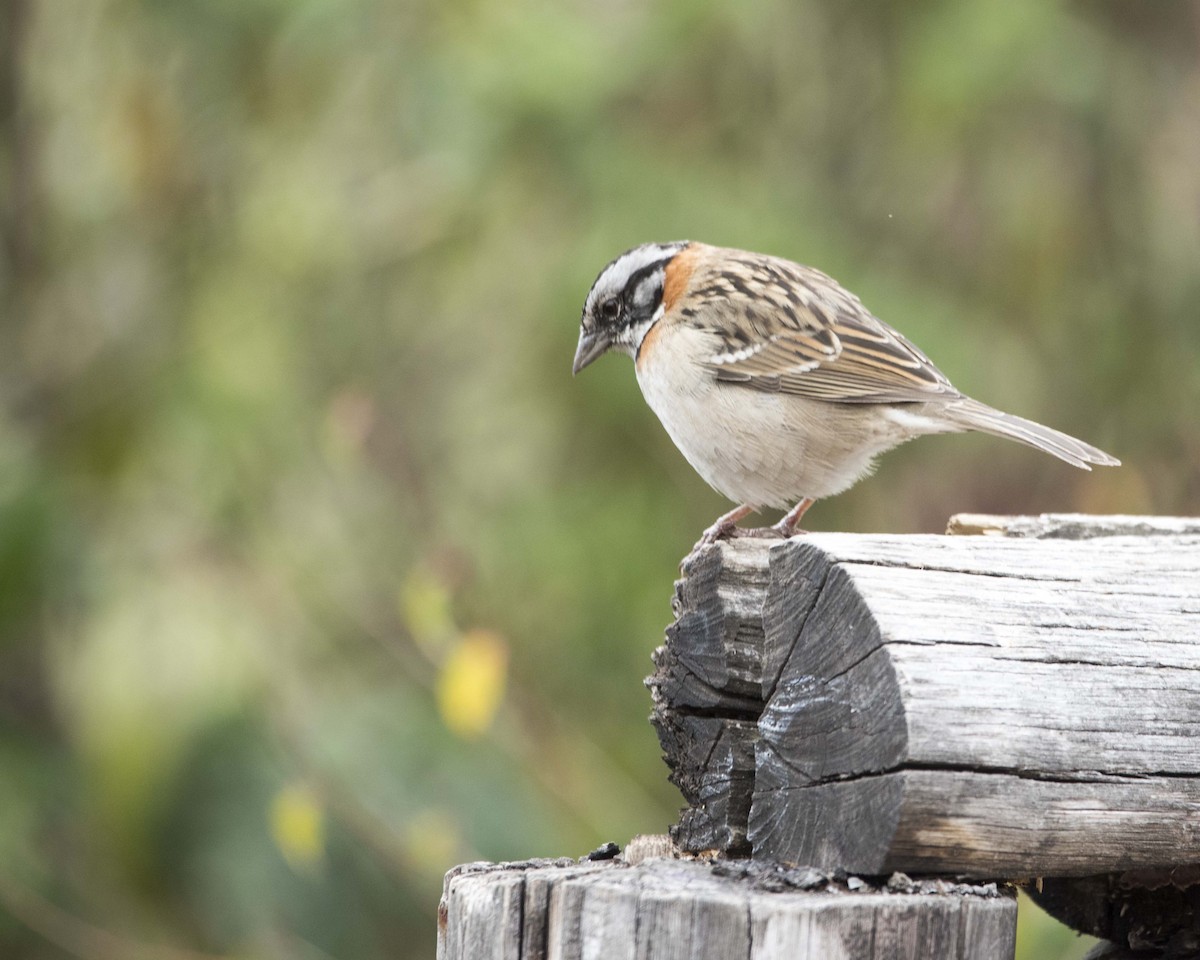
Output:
[[946, 512, 1200, 539], [649, 516, 1200, 877], [437, 857, 1016, 960]]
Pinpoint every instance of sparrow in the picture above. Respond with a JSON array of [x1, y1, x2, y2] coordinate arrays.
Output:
[[573, 241, 1119, 546]]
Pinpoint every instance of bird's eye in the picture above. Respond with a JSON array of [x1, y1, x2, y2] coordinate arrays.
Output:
[[600, 299, 620, 321]]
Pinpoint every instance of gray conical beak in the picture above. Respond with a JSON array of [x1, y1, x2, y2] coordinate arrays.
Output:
[[572, 329, 611, 375]]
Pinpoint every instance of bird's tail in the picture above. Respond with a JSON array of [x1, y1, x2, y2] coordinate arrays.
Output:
[[942, 398, 1120, 470]]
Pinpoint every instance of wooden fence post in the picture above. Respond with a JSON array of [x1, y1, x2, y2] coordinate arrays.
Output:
[[438, 856, 1016, 960]]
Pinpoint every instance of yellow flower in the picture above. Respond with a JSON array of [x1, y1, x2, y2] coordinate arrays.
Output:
[[436, 630, 508, 738], [270, 782, 325, 873]]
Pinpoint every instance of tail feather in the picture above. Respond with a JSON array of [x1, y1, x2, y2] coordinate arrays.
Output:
[[944, 399, 1120, 470]]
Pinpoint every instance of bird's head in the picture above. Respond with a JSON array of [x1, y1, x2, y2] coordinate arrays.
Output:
[[573, 241, 690, 374]]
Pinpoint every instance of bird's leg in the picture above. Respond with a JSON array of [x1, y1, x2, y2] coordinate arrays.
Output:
[[771, 497, 815, 538], [694, 504, 756, 550]]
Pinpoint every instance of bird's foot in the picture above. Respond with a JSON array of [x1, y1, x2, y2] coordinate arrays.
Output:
[[687, 499, 816, 565], [691, 505, 756, 553], [699, 498, 816, 545], [771, 497, 815, 539]]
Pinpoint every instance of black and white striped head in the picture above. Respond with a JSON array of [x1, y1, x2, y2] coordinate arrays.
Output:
[[573, 241, 690, 374]]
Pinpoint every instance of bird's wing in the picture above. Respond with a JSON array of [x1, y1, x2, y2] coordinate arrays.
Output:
[[700, 255, 960, 404]]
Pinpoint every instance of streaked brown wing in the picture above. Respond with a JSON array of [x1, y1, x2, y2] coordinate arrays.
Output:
[[704, 254, 959, 404]]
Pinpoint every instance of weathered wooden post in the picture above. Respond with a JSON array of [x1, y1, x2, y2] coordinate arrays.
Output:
[[439, 855, 1013, 959], [439, 515, 1200, 960]]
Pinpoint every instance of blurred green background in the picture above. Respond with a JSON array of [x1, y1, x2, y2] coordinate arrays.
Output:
[[1, 0, 1196, 957]]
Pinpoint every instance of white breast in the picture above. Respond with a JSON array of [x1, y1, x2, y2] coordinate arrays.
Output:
[[633, 322, 907, 509]]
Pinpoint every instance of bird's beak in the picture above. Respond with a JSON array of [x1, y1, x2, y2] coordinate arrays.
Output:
[[572, 329, 611, 375]]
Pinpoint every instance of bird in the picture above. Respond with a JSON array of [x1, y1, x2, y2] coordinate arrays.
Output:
[[572, 241, 1119, 547]]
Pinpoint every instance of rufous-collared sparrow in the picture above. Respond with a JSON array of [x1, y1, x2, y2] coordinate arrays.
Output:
[[573, 241, 1119, 546]]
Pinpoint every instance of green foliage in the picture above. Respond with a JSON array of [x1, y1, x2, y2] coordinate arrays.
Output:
[[0, 0, 1194, 956]]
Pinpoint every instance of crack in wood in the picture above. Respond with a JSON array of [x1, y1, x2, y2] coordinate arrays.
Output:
[[992, 654, 1200, 670], [755, 759, 1200, 788], [761, 554, 831, 701], [662, 703, 763, 723], [839, 557, 1087, 582]]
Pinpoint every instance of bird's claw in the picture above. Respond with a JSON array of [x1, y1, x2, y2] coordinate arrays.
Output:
[[692, 520, 742, 553], [769, 518, 809, 539]]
